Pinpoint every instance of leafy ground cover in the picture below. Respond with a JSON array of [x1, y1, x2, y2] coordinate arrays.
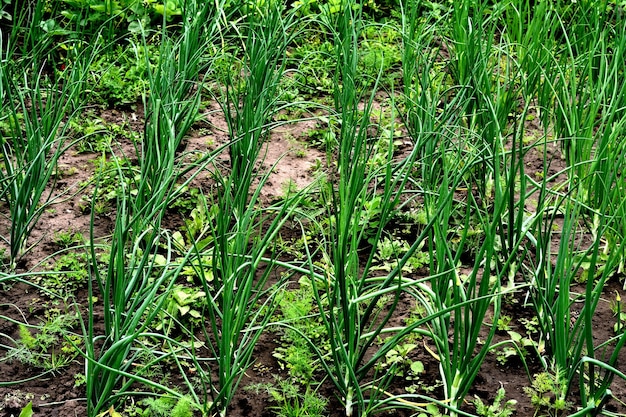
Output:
[[1, 0, 626, 416]]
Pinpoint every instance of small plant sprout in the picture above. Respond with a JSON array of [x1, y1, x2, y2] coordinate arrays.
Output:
[[473, 385, 517, 417]]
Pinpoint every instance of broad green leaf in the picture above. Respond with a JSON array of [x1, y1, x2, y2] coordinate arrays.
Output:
[[410, 360, 424, 374], [18, 402, 33, 417]]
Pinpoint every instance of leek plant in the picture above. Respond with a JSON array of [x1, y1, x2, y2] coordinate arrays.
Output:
[[417, 136, 496, 416], [0, 41, 94, 270], [300, 2, 504, 414], [200, 4, 304, 416], [412, 37, 508, 417], [401, 4, 479, 411]]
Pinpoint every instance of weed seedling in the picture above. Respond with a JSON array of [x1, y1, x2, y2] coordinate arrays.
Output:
[[53, 230, 85, 249], [10, 310, 80, 372], [523, 371, 571, 416], [37, 252, 89, 299], [496, 315, 513, 332], [246, 377, 327, 417], [473, 385, 517, 417]]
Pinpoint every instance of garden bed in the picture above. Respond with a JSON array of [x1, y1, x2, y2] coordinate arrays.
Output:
[[1, 1, 626, 416]]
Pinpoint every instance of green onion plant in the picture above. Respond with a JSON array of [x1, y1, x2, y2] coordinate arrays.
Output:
[[548, 3, 626, 275], [518, 2, 626, 412], [524, 180, 626, 412], [0, 41, 95, 270], [199, 3, 304, 416], [299, 2, 451, 415], [84, 2, 224, 413]]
